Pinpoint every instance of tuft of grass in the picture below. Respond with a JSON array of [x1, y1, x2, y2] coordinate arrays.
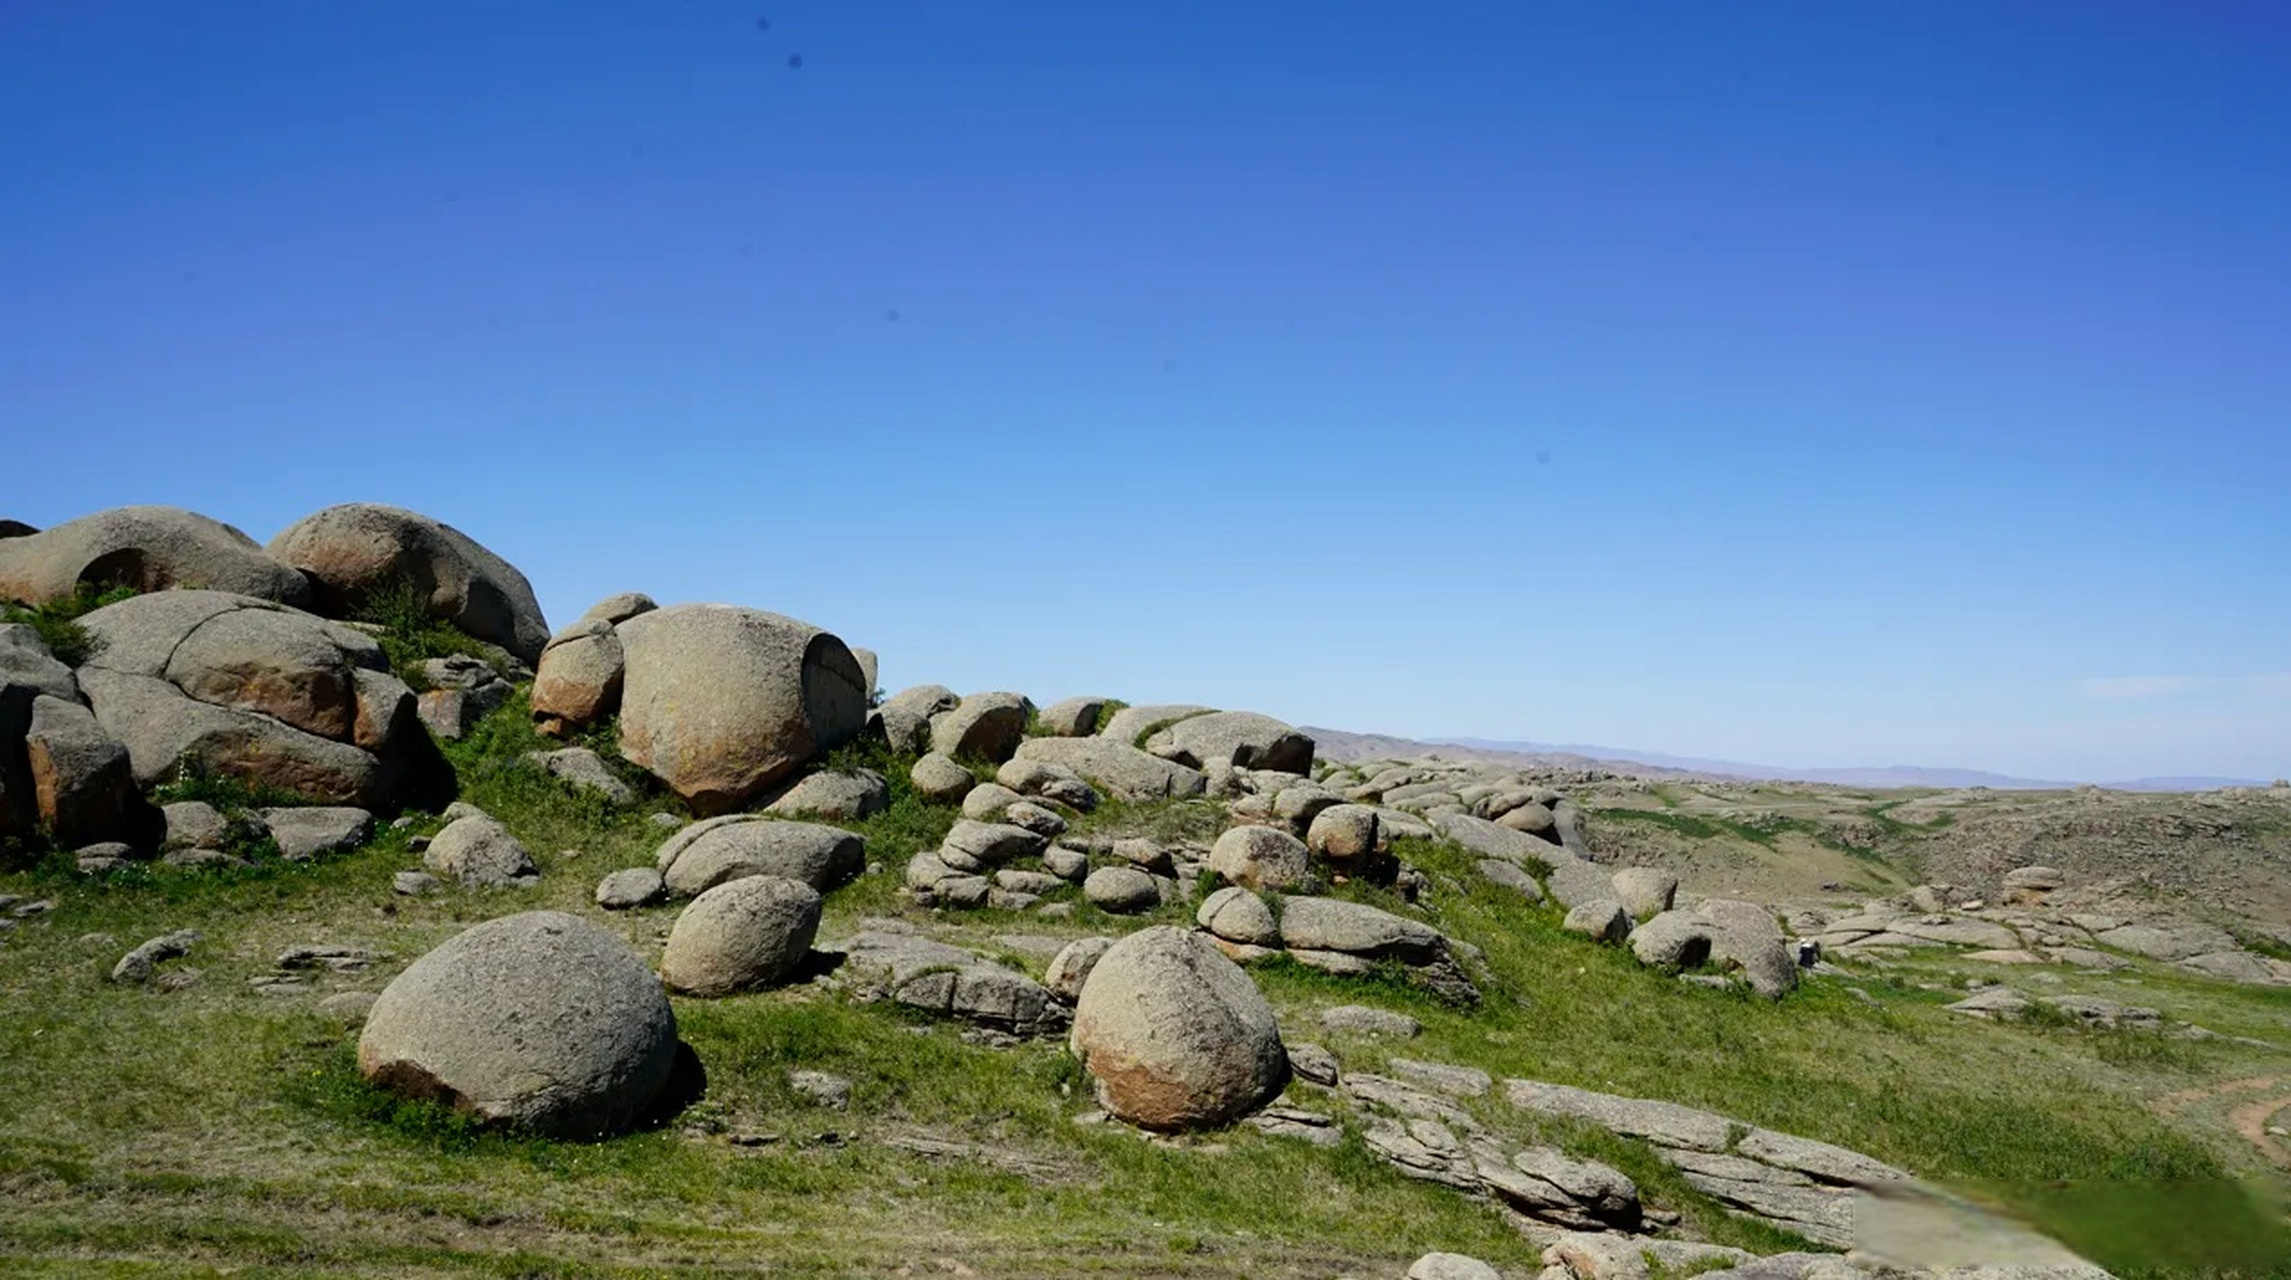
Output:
[[353, 577, 508, 689], [0, 582, 137, 666]]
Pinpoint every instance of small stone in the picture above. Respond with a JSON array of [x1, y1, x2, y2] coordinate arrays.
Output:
[[596, 866, 667, 910], [1321, 1004, 1420, 1038], [392, 871, 440, 896], [789, 1070, 852, 1110]]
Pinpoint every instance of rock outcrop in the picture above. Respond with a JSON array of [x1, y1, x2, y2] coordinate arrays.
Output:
[[1069, 925, 1288, 1131], [267, 503, 550, 663]]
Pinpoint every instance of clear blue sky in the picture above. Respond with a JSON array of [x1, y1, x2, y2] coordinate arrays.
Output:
[[3, 2, 2285, 782]]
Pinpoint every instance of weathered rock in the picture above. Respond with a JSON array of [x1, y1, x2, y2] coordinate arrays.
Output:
[[76, 593, 444, 808], [1112, 837, 1175, 874], [1563, 898, 1633, 943], [1545, 857, 1619, 911], [1096, 703, 1214, 745], [882, 684, 960, 719], [358, 911, 680, 1138], [959, 781, 1025, 821], [159, 800, 230, 852], [909, 751, 977, 803], [24, 694, 146, 847], [1429, 810, 1549, 863], [268, 503, 549, 662], [1144, 710, 1314, 774], [1631, 911, 1715, 970], [2095, 921, 2239, 962], [1035, 696, 1107, 737], [1279, 896, 1444, 963], [1407, 1254, 1501, 1280], [1700, 899, 1798, 998], [1271, 783, 1342, 826], [943, 819, 1047, 867], [869, 701, 932, 756], [994, 757, 1100, 810], [111, 929, 200, 983], [1044, 935, 1113, 1002], [1069, 926, 1287, 1131], [595, 866, 667, 910], [1084, 865, 1161, 914], [258, 806, 373, 861], [614, 604, 869, 814], [1321, 1004, 1421, 1037], [530, 619, 624, 737], [1611, 867, 1679, 919], [994, 868, 1066, 895], [1196, 886, 1280, 946], [1505, 1079, 1733, 1152], [847, 647, 878, 696], [761, 769, 887, 822], [835, 931, 1067, 1036], [1508, 1147, 1641, 1228], [1207, 825, 1312, 891], [929, 691, 1031, 763], [576, 592, 656, 627], [1011, 737, 1207, 801], [659, 875, 822, 997], [1305, 803, 1381, 867], [2001, 865, 2064, 906], [654, 816, 863, 897], [527, 746, 639, 805], [0, 507, 312, 609], [1042, 845, 1089, 882], [1478, 858, 1545, 901], [423, 815, 539, 886], [1004, 801, 1067, 839]]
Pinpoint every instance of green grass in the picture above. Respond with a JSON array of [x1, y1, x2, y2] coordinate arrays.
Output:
[[0, 582, 137, 666], [353, 577, 513, 689], [1, 697, 2287, 1275]]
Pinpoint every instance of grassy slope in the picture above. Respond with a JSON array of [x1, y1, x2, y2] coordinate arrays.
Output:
[[1, 700, 2287, 1277]]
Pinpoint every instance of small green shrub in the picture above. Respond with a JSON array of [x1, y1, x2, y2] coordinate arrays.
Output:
[[0, 582, 137, 666], [353, 577, 505, 689]]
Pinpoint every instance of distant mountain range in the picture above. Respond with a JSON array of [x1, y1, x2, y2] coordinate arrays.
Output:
[[1300, 728, 2268, 793]]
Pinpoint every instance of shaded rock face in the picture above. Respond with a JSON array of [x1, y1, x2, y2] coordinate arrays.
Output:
[[1070, 926, 1287, 1131], [267, 503, 550, 663], [74, 591, 448, 809], [0, 506, 314, 609], [929, 692, 1031, 764], [357, 911, 681, 1138], [614, 605, 869, 814], [25, 694, 150, 847]]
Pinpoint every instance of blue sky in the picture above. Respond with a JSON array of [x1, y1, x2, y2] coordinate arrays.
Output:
[[3, 2, 2285, 781]]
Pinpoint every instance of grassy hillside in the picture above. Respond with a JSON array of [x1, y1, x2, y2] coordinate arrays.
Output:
[[2, 698, 2287, 1277]]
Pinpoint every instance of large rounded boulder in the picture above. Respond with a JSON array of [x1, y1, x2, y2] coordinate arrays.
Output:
[[1144, 710, 1314, 775], [357, 911, 680, 1138], [614, 604, 869, 814], [1069, 925, 1288, 1131], [267, 503, 550, 663], [0, 506, 314, 609]]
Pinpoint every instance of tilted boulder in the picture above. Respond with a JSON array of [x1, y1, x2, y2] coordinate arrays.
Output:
[[1145, 710, 1314, 775], [1611, 867, 1680, 920], [1699, 899, 1798, 998], [1279, 896, 1447, 964], [267, 503, 549, 663], [929, 691, 1031, 763], [24, 693, 150, 848], [653, 815, 863, 897], [1069, 926, 1288, 1131], [0, 506, 313, 609], [614, 604, 869, 814], [74, 592, 445, 809], [659, 875, 821, 997], [577, 592, 656, 626], [358, 911, 681, 1138], [1035, 696, 1108, 737], [530, 618, 624, 737]]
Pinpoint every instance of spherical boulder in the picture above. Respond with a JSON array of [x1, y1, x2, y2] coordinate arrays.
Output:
[[659, 875, 822, 997], [614, 604, 869, 814], [929, 691, 1033, 763], [531, 619, 625, 737], [1207, 825, 1311, 891], [357, 911, 680, 1138], [267, 503, 548, 662], [1070, 926, 1287, 1131]]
